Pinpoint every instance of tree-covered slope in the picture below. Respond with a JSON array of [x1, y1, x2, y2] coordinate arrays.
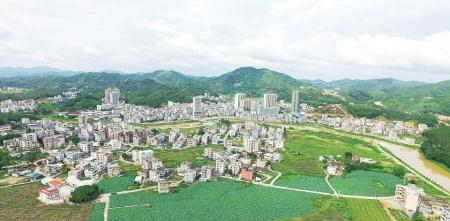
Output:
[[207, 67, 307, 99], [421, 126, 450, 167]]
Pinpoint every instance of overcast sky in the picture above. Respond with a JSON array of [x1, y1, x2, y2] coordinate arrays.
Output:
[[1, 1, 450, 82]]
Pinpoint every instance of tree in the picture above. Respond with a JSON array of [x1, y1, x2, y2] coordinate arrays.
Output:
[[0, 150, 13, 170], [70, 185, 100, 203], [344, 152, 353, 159], [393, 167, 406, 178], [22, 150, 47, 163], [67, 135, 80, 145]]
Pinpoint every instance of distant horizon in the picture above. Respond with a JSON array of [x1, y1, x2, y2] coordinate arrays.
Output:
[[0, 65, 448, 83]]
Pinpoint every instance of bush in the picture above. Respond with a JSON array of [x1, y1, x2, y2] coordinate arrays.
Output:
[[70, 184, 100, 203]]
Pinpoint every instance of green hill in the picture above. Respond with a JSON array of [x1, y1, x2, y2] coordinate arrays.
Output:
[[0, 67, 449, 121], [207, 67, 306, 99]]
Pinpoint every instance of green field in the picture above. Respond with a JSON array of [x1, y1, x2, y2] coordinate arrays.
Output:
[[275, 175, 333, 193], [88, 203, 105, 221], [153, 145, 223, 168], [272, 129, 390, 177], [345, 198, 390, 221], [0, 182, 92, 221], [107, 180, 321, 221], [97, 161, 140, 193], [300, 197, 390, 221], [330, 171, 403, 196]]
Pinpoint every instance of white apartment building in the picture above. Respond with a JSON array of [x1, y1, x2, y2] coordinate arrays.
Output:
[[263, 93, 278, 108], [192, 96, 202, 117], [234, 93, 246, 110]]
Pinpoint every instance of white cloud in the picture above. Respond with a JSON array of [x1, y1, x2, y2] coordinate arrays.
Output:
[[0, 0, 449, 81]]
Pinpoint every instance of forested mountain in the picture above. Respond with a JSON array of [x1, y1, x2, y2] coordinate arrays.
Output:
[[0, 66, 449, 124], [207, 67, 307, 100]]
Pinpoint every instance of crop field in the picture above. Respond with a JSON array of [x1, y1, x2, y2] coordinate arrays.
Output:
[[275, 175, 333, 193], [330, 171, 403, 196], [107, 180, 321, 221], [272, 129, 389, 177], [88, 203, 105, 221], [283, 197, 389, 221], [345, 198, 390, 221], [98, 162, 140, 193], [0, 182, 92, 221], [153, 144, 223, 168]]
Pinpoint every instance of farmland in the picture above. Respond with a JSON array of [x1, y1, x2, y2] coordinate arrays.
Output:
[[330, 170, 403, 196], [275, 174, 333, 193], [97, 161, 140, 193], [299, 198, 390, 221], [272, 129, 391, 177], [88, 203, 105, 221], [107, 180, 321, 221], [0, 182, 92, 221]]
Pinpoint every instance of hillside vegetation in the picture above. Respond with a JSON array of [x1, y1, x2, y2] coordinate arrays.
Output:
[[1, 67, 449, 125], [421, 126, 450, 167]]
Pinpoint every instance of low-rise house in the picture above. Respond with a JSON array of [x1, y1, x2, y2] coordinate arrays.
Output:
[[157, 180, 170, 193], [240, 167, 255, 181], [395, 184, 424, 217], [199, 165, 217, 182], [183, 169, 197, 183], [107, 163, 122, 177], [326, 161, 345, 176], [96, 151, 113, 164], [132, 150, 154, 163], [176, 161, 192, 176]]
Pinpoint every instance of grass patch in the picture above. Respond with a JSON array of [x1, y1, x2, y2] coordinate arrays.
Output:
[[272, 129, 391, 177], [153, 145, 223, 168]]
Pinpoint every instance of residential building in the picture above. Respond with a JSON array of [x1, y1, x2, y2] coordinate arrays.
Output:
[[132, 150, 154, 163], [183, 169, 197, 183], [96, 151, 113, 164], [200, 165, 217, 181], [263, 93, 277, 108], [157, 180, 170, 193], [240, 167, 255, 181], [291, 90, 299, 114], [234, 93, 246, 110], [192, 96, 202, 118], [395, 184, 424, 217]]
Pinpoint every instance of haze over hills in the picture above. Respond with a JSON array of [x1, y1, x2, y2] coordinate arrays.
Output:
[[0, 66, 449, 124]]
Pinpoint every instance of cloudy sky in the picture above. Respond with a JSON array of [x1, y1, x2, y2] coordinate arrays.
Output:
[[1, 0, 450, 82]]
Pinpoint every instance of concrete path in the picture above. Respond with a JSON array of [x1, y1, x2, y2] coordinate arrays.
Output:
[[325, 174, 338, 196]]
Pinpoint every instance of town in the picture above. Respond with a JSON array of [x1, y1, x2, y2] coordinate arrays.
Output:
[[1, 87, 449, 221]]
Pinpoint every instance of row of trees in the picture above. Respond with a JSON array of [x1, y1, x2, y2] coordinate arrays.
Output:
[[421, 126, 450, 167]]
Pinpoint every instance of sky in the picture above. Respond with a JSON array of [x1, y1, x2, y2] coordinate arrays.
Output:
[[1, 0, 450, 82]]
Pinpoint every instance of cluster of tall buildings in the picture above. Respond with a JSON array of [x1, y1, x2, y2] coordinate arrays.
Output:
[[103, 87, 120, 105]]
